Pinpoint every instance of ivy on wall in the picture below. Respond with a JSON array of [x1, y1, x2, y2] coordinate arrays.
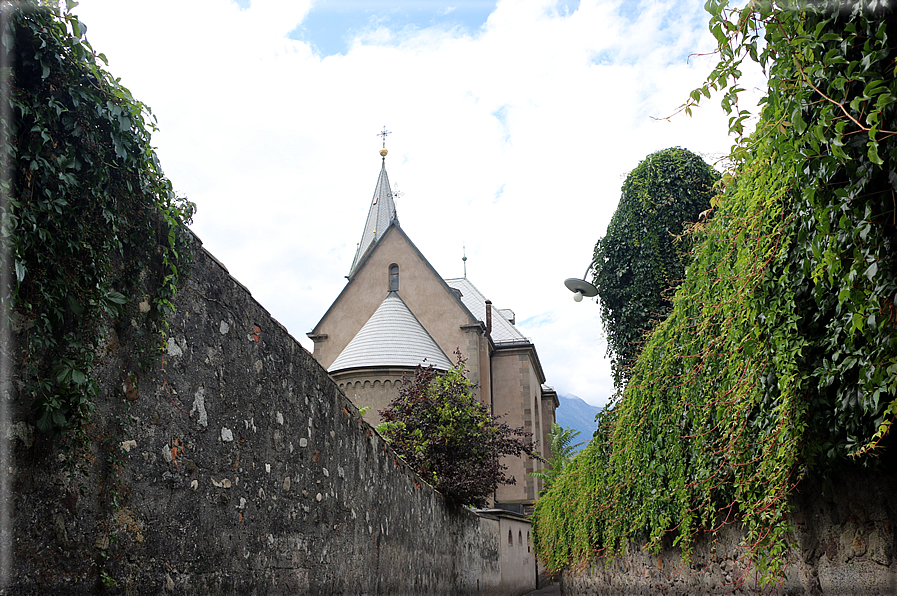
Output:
[[534, 0, 895, 585], [2, 3, 195, 436]]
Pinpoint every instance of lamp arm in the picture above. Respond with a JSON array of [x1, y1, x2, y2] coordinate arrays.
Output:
[[582, 256, 600, 281]]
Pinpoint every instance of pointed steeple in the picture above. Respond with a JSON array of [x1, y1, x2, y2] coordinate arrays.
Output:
[[349, 139, 399, 276]]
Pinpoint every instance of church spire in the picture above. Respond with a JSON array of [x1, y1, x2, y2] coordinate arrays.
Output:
[[348, 129, 398, 277]]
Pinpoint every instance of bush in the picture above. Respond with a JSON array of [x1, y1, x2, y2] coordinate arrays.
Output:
[[377, 354, 537, 507]]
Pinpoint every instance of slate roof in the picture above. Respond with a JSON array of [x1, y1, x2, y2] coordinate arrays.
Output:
[[444, 278, 527, 343], [349, 162, 397, 277], [329, 292, 453, 372]]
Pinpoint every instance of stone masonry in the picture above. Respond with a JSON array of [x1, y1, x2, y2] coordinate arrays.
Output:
[[561, 466, 897, 595], [4, 232, 529, 595]]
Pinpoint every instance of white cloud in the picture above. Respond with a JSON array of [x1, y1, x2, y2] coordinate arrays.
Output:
[[71, 0, 764, 407]]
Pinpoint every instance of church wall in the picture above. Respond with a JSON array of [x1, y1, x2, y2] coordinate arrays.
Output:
[[5, 236, 533, 596], [331, 367, 412, 427], [525, 359, 546, 498], [497, 514, 537, 594], [539, 392, 558, 463], [312, 228, 477, 378], [375, 233, 478, 374], [492, 348, 535, 505], [474, 332, 492, 406]]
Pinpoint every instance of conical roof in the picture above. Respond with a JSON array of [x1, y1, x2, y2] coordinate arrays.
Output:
[[349, 158, 397, 276], [329, 292, 453, 372]]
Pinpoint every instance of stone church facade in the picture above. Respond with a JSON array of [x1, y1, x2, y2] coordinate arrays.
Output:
[[308, 147, 557, 510]]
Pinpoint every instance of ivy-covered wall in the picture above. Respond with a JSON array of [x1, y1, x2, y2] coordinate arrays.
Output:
[[534, 1, 896, 592], [559, 467, 897, 595]]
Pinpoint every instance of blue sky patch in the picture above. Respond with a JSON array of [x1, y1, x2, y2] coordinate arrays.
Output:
[[492, 183, 505, 204], [291, 0, 499, 56], [590, 0, 709, 67], [519, 313, 555, 328], [552, 0, 580, 16]]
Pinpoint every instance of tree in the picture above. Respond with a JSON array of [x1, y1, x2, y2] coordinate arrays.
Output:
[[377, 354, 537, 507], [592, 147, 719, 386], [529, 423, 581, 493]]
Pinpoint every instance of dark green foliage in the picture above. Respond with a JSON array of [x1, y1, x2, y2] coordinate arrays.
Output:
[[592, 147, 719, 386], [2, 4, 195, 435], [534, 0, 896, 584], [377, 355, 536, 508]]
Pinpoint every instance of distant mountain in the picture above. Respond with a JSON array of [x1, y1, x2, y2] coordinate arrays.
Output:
[[555, 394, 602, 452]]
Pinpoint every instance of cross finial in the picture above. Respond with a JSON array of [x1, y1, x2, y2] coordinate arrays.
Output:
[[377, 126, 391, 149]]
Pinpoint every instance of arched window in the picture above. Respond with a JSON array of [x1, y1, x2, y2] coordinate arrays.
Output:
[[508, 530, 513, 545], [518, 530, 523, 546], [389, 264, 399, 291]]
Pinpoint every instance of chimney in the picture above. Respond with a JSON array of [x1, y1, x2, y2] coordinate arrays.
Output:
[[485, 300, 492, 338]]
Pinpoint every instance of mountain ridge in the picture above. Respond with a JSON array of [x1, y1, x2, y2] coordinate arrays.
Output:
[[554, 393, 602, 453]]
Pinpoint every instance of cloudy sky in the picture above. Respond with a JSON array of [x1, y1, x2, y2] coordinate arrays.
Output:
[[70, 0, 763, 408]]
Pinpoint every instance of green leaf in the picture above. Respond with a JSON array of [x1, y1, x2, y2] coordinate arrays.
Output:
[[791, 108, 806, 135], [874, 93, 896, 110], [867, 142, 884, 166], [864, 262, 878, 281], [105, 291, 128, 305], [56, 366, 72, 383]]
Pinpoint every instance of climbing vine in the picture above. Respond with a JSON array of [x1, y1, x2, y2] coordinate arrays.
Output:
[[534, 0, 895, 586], [2, 3, 195, 437]]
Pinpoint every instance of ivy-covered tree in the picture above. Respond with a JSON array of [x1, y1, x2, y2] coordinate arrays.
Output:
[[592, 147, 719, 386], [377, 355, 537, 508]]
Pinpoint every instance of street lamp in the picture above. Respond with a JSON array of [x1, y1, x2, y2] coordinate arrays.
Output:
[[564, 258, 599, 302]]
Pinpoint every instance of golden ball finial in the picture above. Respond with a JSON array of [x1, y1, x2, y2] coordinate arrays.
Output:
[[380, 148, 388, 157]]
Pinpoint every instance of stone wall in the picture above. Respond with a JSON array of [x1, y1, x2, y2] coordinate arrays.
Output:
[[4, 234, 532, 595], [560, 466, 897, 595]]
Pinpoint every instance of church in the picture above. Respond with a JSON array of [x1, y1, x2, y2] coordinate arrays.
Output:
[[307, 140, 557, 511]]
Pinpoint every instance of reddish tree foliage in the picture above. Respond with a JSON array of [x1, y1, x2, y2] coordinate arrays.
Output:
[[378, 353, 538, 507]]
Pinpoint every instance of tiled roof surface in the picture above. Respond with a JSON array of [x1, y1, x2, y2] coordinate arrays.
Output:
[[443, 278, 526, 343], [349, 165, 397, 276], [329, 292, 453, 372]]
